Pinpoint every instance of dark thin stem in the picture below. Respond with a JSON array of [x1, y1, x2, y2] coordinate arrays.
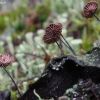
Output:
[[9, 74, 41, 89], [59, 37, 76, 56], [2, 64, 22, 97], [55, 41, 64, 55], [91, 12, 100, 22], [93, 14, 100, 21], [61, 34, 76, 56]]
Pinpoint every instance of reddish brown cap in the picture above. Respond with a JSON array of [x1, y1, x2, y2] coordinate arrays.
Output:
[[83, 1, 98, 18], [43, 23, 62, 44], [0, 53, 12, 66]]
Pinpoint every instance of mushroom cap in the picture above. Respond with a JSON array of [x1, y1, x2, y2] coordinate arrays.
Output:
[[43, 23, 62, 44], [83, 1, 98, 18], [0, 53, 12, 66]]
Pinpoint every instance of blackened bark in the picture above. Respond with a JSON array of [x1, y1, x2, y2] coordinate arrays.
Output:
[[19, 47, 100, 100]]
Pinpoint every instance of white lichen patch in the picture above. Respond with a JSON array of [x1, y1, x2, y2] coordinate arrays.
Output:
[[76, 47, 100, 67]]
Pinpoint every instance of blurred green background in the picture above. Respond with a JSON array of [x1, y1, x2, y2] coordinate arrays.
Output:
[[0, 0, 100, 99]]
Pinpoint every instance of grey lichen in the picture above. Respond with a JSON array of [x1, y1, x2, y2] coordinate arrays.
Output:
[[77, 47, 100, 67]]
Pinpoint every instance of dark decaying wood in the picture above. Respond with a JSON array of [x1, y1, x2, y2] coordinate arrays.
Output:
[[18, 47, 100, 100]]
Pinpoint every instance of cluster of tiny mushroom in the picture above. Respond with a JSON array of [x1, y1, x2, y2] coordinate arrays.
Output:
[[0, 0, 99, 99], [43, 0, 100, 56]]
